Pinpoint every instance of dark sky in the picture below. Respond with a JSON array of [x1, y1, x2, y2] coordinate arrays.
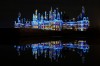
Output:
[[0, 0, 100, 28]]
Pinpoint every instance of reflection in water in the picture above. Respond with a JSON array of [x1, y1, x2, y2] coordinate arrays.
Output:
[[14, 40, 89, 63]]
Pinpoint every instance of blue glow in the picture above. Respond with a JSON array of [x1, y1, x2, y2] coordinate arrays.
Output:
[[14, 6, 90, 31], [14, 40, 89, 62]]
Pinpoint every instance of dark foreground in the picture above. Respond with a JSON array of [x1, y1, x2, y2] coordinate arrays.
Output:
[[0, 28, 100, 65], [0, 37, 100, 65]]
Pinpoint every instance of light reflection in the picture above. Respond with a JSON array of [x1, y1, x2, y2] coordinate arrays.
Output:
[[14, 40, 89, 63]]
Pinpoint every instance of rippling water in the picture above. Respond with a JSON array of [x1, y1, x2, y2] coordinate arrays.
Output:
[[0, 37, 100, 65]]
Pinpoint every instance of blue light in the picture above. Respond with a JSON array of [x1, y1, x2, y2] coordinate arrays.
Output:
[[14, 40, 90, 62], [14, 7, 89, 31]]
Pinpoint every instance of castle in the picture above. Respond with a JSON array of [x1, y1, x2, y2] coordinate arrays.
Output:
[[14, 6, 89, 31]]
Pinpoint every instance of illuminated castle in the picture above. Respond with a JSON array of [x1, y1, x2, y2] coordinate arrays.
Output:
[[14, 6, 89, 31]]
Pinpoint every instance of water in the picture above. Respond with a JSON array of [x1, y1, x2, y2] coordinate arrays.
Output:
[[0, 37, 100, 65]]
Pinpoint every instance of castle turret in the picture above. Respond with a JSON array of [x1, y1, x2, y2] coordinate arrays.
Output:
[[38, 13, 41, 21], [17, 12, 21, 23], [24, 18, 26, 23], [56, 8, 58, 19], [49, 11, 52, 20], [44, 11, 47, 20], [82, 6, 85, 17], [41, 15, 44, 22], [49, 7, 53, 20], [35, 9, 38, 16], [35, 9, 38, 20], [18, 12, 21, 17], [33, 14, 35, 21], [57, 12, 60, 20], [77, 6, 86, 20], [50, 7, 53, 12], [21, 19, 23, 23], [60, 12, 62, 20], [53, 9, 56, 20]]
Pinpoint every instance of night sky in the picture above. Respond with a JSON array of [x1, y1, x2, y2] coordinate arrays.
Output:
[[0, 0, 100, 28]]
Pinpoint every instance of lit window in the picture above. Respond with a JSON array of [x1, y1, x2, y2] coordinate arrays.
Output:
[[33, 26, 38, 28]]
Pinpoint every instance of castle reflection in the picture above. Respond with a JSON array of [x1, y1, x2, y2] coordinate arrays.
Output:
[[14, 40, 89, 63]]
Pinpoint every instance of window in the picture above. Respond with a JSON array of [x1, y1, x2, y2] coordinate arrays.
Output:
[[83, 17, 86, 20]]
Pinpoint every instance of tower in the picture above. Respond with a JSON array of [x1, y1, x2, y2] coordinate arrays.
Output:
[[82, 0, 86, 17], [44, 11, 47, 20], [32, 14, 35, 21], [41, 15, 44, 22], [78, 6, 86, 20], [82, 6, 85, 17], [57, 12, 60, 20], [53, 9, 56, 20], [50, 7, 53, 12], [49, 7, 53, 20], [35, 9, 38, 16], [49, 11, 52, 20], [56, 8, 58, 19], [38, 13, 41, 21], [35, 9, 38, 20], [18, 12, 21, 23], [60, 12, 63, 20], [18, 12, 21, 18]]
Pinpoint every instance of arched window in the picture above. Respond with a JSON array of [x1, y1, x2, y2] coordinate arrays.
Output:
[[83, 17, 86, 20]]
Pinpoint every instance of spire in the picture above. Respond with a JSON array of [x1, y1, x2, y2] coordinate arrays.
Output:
[[82, 6, 85, 14], [57, 12, 60, 20], [41, 15, 43, 21], [45, 11, 47, 20], [56, 8, 59, 13], [24, 18, 26, 23], [33, 14, 35, 21], [18, 12, 21, 23], [18, 12, 21, 17], [21, 19, 23, 23], [81, 0, 85, 15], [33, 10, 38, 21], [61, 12, 62, 15], [82, 6, 85, 17], [56, 8, 59, 19], [49, 11, 51, 20], [60, 12, 62, 19], [50, 6, 53, 12], [49, 9, 52, 20], [54, 9, 56, 19], [35, 9, 38, 15], [38, 13, 40, 20]]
